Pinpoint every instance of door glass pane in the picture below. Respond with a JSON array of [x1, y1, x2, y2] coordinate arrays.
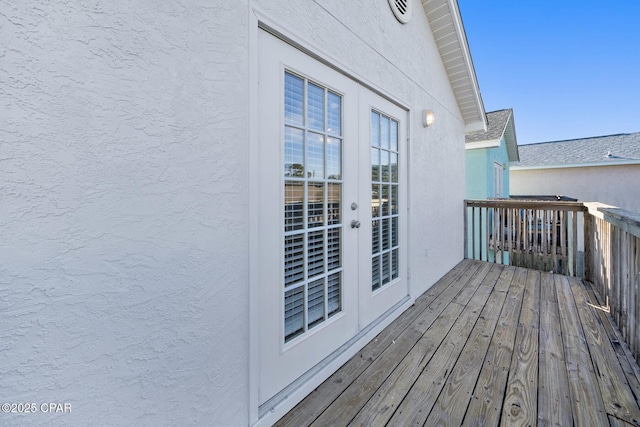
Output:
[[285, 127, 304, 177], [327, 91, 341, 136], [380, 116, 390, 149], [308, 278, 325, 329], [308, 231, 325, 278], [283, 71, 343, 343], [308, 182, 324, 228], [285, 182, 304, 231], [391, 185, 398, 215], [307, 132, 325, 179], [372, 218, 380, 254], [284, 234, 304, 287], [371, 148, 380, 182], [390, 120, 398, 151], [381, 150, 389, 182], [372, 184, 380, 218], [327, 228, 341, 270], [371, 112, 380, 147], [392, 217, 398, 247], [392, 249, 399, 280], [285, 73, 304, 126], [381, 185, 389, 216], [307, 82, 325, 131], [381, 218, 390, 250], [391, 153, 398, 183], [327, 272, 341, 316], [327, 183, 341, 225], [327, 137, 342, 179], [371, 110, 399, 291], [382, 252, 390, 285], [284, 287, 304, 341], [372, 256, 380, 291]]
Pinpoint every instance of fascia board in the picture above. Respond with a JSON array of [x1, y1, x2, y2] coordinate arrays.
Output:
[[465, 139, 501, 150], [449, 0, 486, 128], [511, 160, 640, 171], [465, 120, 488, 133]]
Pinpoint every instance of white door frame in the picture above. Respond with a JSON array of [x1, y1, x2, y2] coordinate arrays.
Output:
[[248, 13, 414, 426], [357, 91, 409, 327], [257, 28, 360, 405]]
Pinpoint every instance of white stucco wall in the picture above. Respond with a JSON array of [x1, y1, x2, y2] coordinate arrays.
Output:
[[511, 165, 640, 213], [2, 1, 250, 426], [3, 0, 471, 425]]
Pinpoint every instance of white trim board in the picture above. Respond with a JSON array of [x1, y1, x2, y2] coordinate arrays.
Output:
[[465, 139, 501, 150], [511, 160, 640, 171]]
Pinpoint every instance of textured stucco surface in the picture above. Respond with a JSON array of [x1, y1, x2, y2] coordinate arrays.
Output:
[[3, 0, 472, 425], [1, 1, 249, 425], [511, 165, 640, 213]]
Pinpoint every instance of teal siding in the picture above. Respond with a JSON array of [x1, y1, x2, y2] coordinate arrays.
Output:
[[465, 136, 511, 199], [465, 136, 512, 258], [486, 136, 511, 197], [465, 149, 488, 199]]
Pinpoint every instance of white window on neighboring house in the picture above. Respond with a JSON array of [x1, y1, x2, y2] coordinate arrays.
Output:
[[493, 162, 503, 198]]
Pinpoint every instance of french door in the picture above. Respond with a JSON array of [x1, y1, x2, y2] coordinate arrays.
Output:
[[357, 89, 408, 327], [257, 30, 407, 404]]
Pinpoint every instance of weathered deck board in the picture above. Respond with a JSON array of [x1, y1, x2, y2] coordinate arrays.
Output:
[[555, 275, 609, 425], [500, 269, 539, 426], [346, 264, 497, 426], [583, 280, 640, 408], [463, 267, 527, 426], [278, 260, 640, 427], [383, 266, 501, 426], [537, 272, 572, 426], [424, 267, 514, 426], [570, 276, 640, 425]]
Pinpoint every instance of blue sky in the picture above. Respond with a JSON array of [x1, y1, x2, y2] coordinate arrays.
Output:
[[457, 1, 640, 145]]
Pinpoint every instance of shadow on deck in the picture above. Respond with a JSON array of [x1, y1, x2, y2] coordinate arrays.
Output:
[[277, 259, 640, 426]]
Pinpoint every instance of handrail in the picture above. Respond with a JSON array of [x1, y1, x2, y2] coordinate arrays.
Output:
[[465, 199, 585, 210], [583, 202, 640, 239]]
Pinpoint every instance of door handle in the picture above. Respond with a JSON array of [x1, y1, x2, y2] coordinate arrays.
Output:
[[350, 220, 361, 229]]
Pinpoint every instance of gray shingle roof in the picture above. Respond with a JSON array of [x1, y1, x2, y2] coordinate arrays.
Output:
[[465, 109, 512, 143], [514, 132, 640, 168], [465, 109, 519, 162]]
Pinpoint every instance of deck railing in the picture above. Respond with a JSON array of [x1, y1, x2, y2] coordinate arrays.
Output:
[[583, 202, 640, 359], [464, 199, 584, 276], [465, 199, 640, 363]]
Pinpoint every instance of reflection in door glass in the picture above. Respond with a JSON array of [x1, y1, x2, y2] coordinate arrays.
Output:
[[371, 110, 399, 291], [283, 71, 344, 342]]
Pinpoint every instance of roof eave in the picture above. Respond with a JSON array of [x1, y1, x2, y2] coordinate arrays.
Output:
[[511, 160, 640, 171], [465, 120, 488, 133], [465, 138, 501, 150], [503, 111, 520, 162], [422, 0, 487, 133]]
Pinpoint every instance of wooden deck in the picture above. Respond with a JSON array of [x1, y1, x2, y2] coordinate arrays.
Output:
[[277, 259, 640, 426]]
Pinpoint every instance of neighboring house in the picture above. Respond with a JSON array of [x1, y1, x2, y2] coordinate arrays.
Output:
[[2, 1, 487, 426], [511, 132, 640, 213], [465, 108, 520, 199], [464, 109, 519, 262]]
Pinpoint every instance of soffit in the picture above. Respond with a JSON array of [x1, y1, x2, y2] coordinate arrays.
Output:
[[421, 0, 487, 133]]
